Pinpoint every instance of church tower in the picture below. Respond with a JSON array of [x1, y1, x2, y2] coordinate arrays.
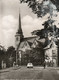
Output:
[[15, 14, 24, 49]]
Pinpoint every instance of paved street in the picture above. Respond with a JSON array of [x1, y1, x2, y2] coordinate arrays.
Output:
[[0, 66, 59, 80]]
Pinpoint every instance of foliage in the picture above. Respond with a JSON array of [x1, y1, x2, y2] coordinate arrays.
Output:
[[32, 19, 59, 38], [20, 0, 59, 17], [22, 47, 44, 65], [0, 49, 6, 69], [6, 46, 16, 67], [20, 0, 59, 38], [7, 46, 16, 56]]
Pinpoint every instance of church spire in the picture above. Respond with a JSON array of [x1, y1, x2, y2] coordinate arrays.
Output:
[[15, 13, 24, 48], [17, 14, 23, 35]]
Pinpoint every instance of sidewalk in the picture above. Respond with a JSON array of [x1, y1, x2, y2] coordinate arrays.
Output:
[[0, 66, 21, 73], [0, 67, 13, 73]]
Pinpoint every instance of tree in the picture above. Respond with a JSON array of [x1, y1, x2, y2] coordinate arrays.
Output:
[[0, 47, 6, 69], [20, 0, 59, 38], [32, 19, 59, 38], [20, 0, 59, 39], [20, 0, 59, 17], [6, 46, 16, 67]]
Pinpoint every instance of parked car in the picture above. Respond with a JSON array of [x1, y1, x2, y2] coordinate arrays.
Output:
[[27, 63, 33, 68]]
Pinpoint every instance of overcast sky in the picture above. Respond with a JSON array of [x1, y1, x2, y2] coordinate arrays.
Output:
[[0, 0, 19, 49], [0, 0, 59, 49]]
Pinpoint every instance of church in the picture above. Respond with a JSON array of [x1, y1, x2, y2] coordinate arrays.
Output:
[[15, 14, 59, 67]]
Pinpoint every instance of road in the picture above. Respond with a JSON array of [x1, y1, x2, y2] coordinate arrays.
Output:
[[0, 66, 59, 80]]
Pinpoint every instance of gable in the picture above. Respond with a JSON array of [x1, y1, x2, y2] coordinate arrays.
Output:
[[44, 40, 57, 50], [31, 39, 39, 48], [18, 41, 31, 52]]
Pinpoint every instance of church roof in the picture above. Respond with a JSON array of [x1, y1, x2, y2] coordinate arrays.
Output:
[[18, 36, 37, 49], [18, 36, 45, 51], [18, 40, 31, 52], [23, 36, 37, 43]]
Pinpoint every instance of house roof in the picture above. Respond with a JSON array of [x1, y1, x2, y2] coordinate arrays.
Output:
[[44, 39, 57, 50]]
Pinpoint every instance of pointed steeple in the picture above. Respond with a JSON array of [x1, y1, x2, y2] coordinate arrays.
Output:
[[15, 14, 24, 48], [17, 14, 23, 37]]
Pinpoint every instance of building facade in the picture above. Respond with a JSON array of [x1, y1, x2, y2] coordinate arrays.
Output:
[[44, 39, 58, 67]]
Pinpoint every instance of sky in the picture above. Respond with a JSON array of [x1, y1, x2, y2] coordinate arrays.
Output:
[[0, 0, 59, 49], [0, 0, 19, 49]]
